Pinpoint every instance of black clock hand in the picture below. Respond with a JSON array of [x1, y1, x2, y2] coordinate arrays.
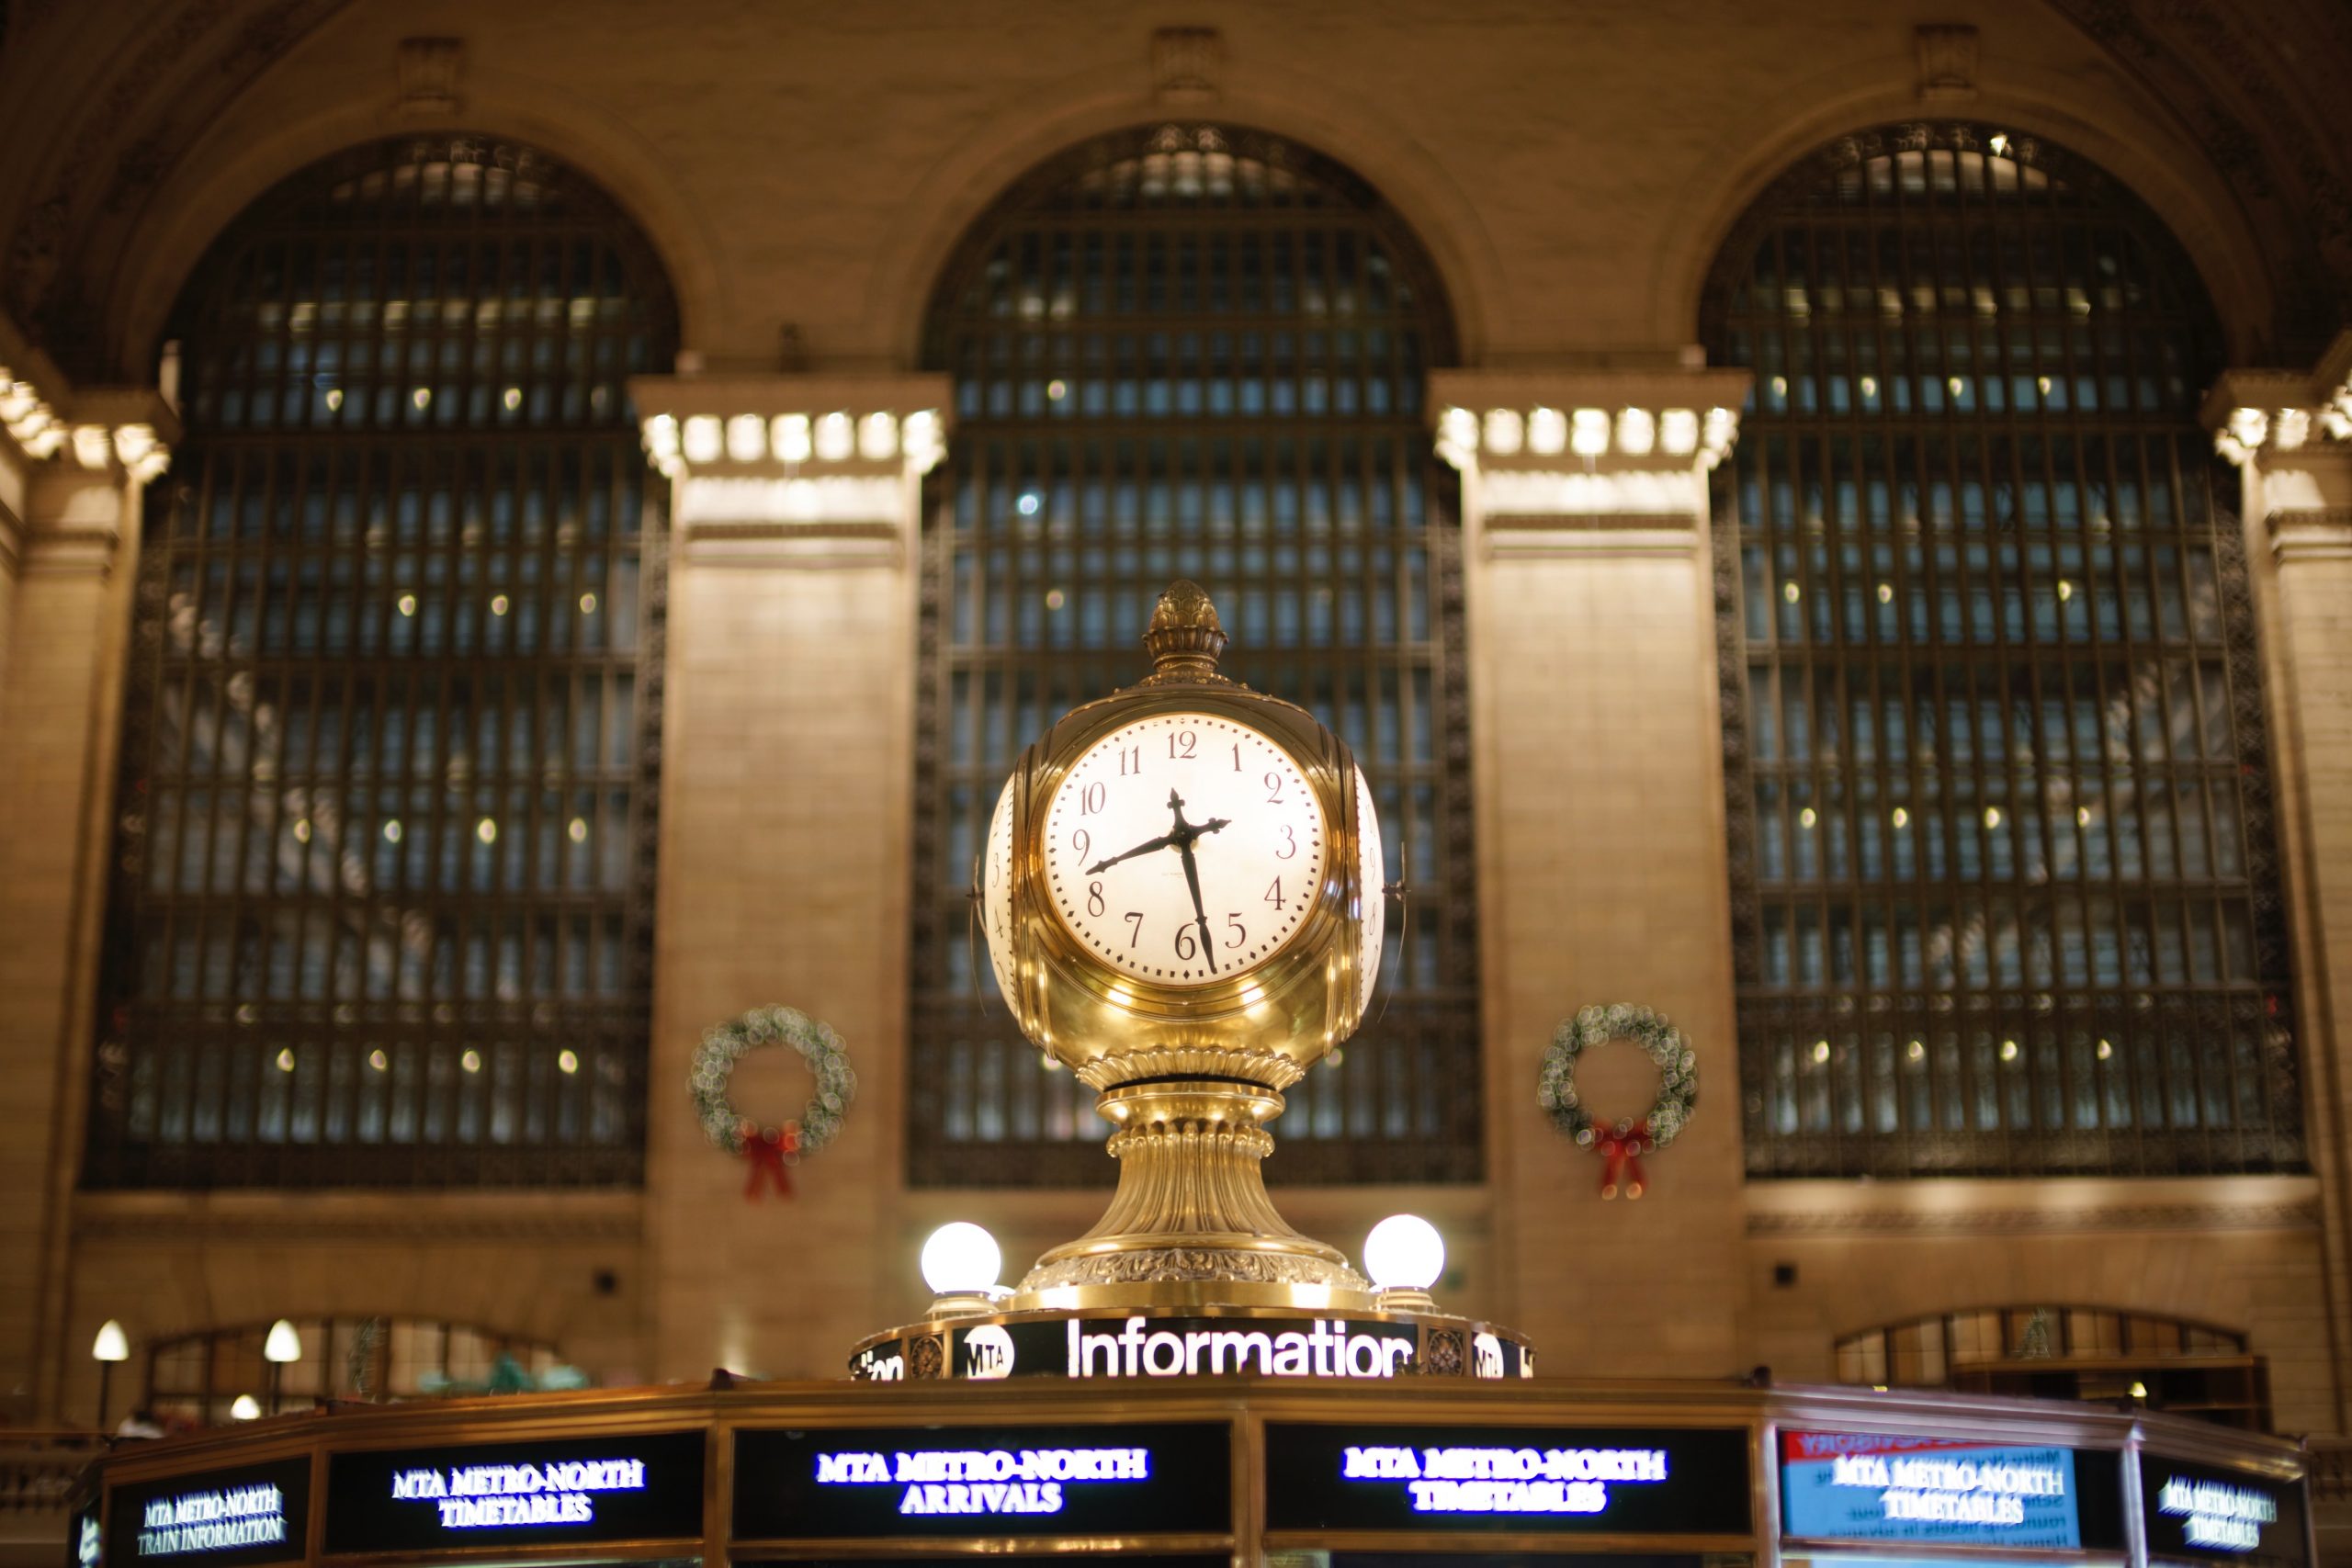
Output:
[[1084, 830, 1177, 875], [1175, 833, 1216, 974]]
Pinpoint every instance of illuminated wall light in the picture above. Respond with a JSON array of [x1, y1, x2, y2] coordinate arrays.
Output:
[[1481, 408, 1524, 455], [1999, 1038, 2019, 1062], [1812, 1040, 1831, 1064], [368, 1048, 390, 1071], [1947, 377, 1964, 396], [727, 412, 767, 461], [558, 1049, 580, 1075], [1658, 409, 1699, 455], [1877, 582, 1894, 604], [2097, 1038, 2113, 1060], [1859, 376, 1878, 399], [1045, 587, 1067, 610], [2037, 376, 2052, 395], [231, 1395, 262, 1421], [902, 409, 945, 471], [1615, 408, 1656, 456], [644, 412, 680, 460], [815, 411, 854, 460], [397, 593, 417, 617], [276, 1048, 296, 1073], [1782, 581, 1802, 603], [569, 817, 589, 843], [859, 411, 899, 459], [766, 412, 809, 463], [2128, 1380, 2148, 1399], [503, 386, 522, 411], [1984, 806, 2003, 829], [1569, 408, 1610, 457], [1702, 407, 1737, 455], [412, 387, 432, 410], [1890, 807, 1908, 828], [292, 818, 311, 843], [580, 592, 598, 614], [2076, 806, 2092, 826], [264, 1321, 302, 1363], [1017, 491, 1042, 516], [682, 414, 724, 463], [476, 817, 498, 844], [1906, 1039, 1925, 1061], [1798, 807, 1817, 829], [1526, 406, 1566, 455], [1770, 376, 1788, 398], [2055, 579, 2073, 602], [1439, 405, 1479, 455], [383, 819, 403, 843], [1988, 133, 2010, 156], [461, 1050, 482, 1074], [490, 594, 509, 615], [1047, 378, 1069, 400]]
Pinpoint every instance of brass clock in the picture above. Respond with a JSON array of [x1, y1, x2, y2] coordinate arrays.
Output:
[[982, 581, 1387, 1307]]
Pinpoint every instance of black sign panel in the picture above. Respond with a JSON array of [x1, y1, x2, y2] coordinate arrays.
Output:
[[2142, 1456, 2310, 1568], [322, 1430, 704, 1553], [1264, 1424, 1752, 1536], [733, 1422, 1231, 1539], [68, 1495, 103, 1568], [106, 1458, 309, 1568], [850, 1314, 1532, 1381]]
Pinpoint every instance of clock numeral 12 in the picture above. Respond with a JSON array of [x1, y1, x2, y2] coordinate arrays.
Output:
[[1169, 729, 1196, 760]]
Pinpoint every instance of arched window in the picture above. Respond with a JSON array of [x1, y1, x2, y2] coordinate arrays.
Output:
[[141, 1317, 578, 1426], [86, 138, 677, 1188], [1706, 125, 2301, 1179], [908, 124, 1480, 1186], [1836, 1304, 2267, 1430]]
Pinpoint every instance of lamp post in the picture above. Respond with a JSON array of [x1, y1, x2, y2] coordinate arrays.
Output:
[[90, 1321, 129, 1432], [262, 1320, 301, 1416]]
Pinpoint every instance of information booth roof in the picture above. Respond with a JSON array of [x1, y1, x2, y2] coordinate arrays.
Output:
[[85, 1376, 2315, 1568]]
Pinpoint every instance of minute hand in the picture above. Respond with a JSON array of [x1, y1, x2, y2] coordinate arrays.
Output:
[[1176, 835, 1217, 974]]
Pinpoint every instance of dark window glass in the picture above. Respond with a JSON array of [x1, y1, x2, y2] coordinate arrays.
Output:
[[908, 125, 1480, 1185], [1708, 126, 2300, 1179], [86, 138, 676, 1188], [143, 1316, 578, 1427]]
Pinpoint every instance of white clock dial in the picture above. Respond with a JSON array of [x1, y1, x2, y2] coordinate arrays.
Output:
[[1043, 712, 1329, 987], [982, 775, 1019, 1005], [1352, 766, 1385, 1018]]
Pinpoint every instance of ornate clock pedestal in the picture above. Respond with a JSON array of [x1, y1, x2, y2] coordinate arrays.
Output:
[[1013, 1075, 1371, 1309]]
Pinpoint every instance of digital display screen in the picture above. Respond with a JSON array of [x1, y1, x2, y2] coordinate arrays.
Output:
[[1781, 1431, 2093, 1549], [2142, 1456, 2309, 1568], [732, 1422, 1231, 1539], [1262, 1423, 1751, 1535], [106, 1459, 309, 1567], [322, 1429, 705, 1553]]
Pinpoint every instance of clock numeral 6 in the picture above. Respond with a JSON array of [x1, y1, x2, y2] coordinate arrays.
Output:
[[1174, 924, 1198, 961], [1086, 880, 1104, 917]]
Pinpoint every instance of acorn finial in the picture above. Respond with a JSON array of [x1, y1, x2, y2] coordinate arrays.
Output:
[[1142, 580, 1229, 682]]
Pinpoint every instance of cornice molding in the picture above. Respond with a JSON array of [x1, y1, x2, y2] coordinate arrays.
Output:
[[74, 1191, 643, 1245], [2266, 507, 2352, 565]]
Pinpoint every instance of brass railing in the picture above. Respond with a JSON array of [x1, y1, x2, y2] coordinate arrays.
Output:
[[0, 1429, 102, 1521]]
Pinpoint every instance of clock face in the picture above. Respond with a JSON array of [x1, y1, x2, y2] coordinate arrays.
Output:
[[1043, 712, 1329, 987], [1352, 766, 1385, 1018], [981, 775, 1019, 1005]]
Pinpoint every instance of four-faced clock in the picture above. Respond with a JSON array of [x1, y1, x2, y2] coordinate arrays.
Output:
[[1041, 713, 1329, 986]]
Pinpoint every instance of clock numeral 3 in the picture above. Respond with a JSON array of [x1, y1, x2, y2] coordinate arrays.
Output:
[[1276, 824, 1297, 860]]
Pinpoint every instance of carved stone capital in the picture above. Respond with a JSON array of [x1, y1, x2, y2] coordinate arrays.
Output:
[[630, 372, 951, 564], [1916, 25, 1980, 104], [396, 38, 464, 117], [1430, 367, 1746, 551], [2203, 333, 2352, 467], [1152, 27, 1221, 107]]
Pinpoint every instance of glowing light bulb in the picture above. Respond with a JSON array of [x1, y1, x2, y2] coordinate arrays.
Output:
[[2000, 1039, 2020, 1062], [558, 1050, 580, 1075], [921, 1222, 1001, 1295], [275, 1048, 295, 1073], [231, 1394, 262, 1421], [461, 1050, 481, 1074], [368, 1049, 388, 1071], [569, 818, 589, 843], [1812, 1040, 1831, 1065], [263, 1320, 302, 1363], [1363, 1214, 1444, 1292], [1890, 807, 1909, 829], [92, 1321, 130, 1362], [476, 817, 498, 844]]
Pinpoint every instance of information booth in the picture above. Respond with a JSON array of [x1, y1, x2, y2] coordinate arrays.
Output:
[[78, 1376, 2315, 1568]]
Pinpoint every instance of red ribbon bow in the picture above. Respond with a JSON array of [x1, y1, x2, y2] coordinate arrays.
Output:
[[741, 1121, 801, 1201], [1596, 1120, 1651, 1200]]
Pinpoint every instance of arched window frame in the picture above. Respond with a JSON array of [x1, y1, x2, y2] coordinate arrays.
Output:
[[85, 136, 678, 1190], [905, 123, 1483, 1187], [1704, 123, 2301, 1179]]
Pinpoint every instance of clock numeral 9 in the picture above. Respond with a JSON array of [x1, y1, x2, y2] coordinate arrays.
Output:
[[1071, 829, 1091, 862], [1169, 728, 1197, 760], [1087, 880, 1104, 917], [1080, 782, 1106, 815]]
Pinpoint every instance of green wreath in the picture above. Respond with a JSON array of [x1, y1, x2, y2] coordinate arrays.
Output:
[[1537, 1002, 1697, 1149], [690, 1006, 855, 1157]]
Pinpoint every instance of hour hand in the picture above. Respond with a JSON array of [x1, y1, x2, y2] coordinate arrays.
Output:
[[1084, 831, 1175, 875]]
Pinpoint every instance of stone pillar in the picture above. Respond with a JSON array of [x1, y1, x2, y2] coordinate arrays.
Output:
[[1432, 369, 1751, 1374], [2209, 343, 2352, 1432], [0, 381, 175, 1423], [629, 374, 947, 1380]]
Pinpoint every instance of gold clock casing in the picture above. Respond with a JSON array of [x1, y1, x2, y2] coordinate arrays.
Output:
[[979, 581, 1385, 1309], [997, 685, 1374, 1089]]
